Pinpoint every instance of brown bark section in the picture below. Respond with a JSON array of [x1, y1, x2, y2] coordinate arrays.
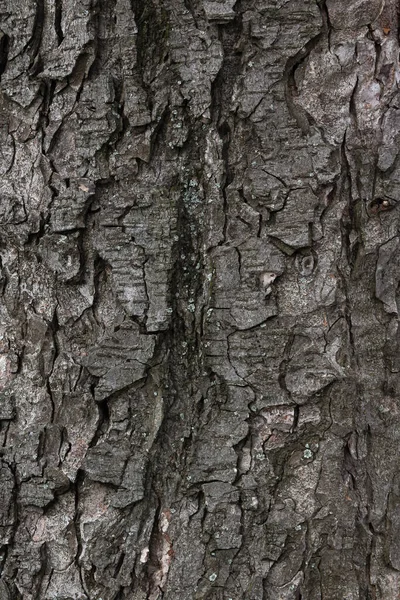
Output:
[[0, 0, 399, 598]]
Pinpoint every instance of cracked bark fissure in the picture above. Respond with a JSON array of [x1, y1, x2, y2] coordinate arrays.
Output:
[[1, 0, 400, 598]]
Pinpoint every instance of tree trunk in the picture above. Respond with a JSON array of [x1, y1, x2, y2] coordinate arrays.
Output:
[[0, 0, 398, 598]]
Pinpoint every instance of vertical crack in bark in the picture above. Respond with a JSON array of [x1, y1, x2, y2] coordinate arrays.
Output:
[[73, 469, 89, 598], [210, 3, 243, 246], [0, 32, 9, 79], [54, 0, 64, 46], [284, 32, 324, 135], [26, 0, 45, 68], [317, 0, 332, 51]]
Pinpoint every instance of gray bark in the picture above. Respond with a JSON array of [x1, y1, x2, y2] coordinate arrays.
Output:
[[0, 0, 399, 598]]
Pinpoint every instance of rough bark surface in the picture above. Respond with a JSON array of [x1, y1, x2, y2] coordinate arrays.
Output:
[[0, 0, 399, 598]]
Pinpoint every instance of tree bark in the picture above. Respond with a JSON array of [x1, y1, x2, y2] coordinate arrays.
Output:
[[0, 0, 399, 598]]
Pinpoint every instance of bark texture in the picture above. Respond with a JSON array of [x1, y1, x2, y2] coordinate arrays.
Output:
[[0, 0, 399, 598]]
